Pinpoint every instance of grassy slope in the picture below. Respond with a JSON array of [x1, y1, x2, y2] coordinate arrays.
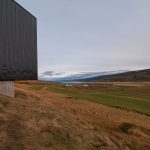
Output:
[[0, 87, 101, 150], [31, 84, 150, 115], [0, 82, 150, 150]]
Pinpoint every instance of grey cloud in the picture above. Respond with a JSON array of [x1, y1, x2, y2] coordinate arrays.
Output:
[[42, 71, 55, 76], [42, 71, 65, 76]]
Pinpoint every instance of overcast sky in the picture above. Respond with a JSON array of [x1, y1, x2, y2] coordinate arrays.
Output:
[[17, 0, 150, 74]]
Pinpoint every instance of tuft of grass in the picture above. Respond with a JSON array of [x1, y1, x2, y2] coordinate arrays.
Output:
[[119, 122, 135, 133], [40, 126, 75, 149], [0, 99, 10, 107], [5, 115, 25, 150], [66, 96, 73, 99], [30, 85, 45, 91]]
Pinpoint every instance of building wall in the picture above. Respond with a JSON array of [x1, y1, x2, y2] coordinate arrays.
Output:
[[0, 0, 37, 81]]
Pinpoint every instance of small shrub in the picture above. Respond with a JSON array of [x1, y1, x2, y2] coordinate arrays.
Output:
[[66, 96, 73, 99], [119, 122, 134, 133]]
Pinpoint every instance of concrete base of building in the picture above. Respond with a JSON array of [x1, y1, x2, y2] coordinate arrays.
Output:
[[0, 81, 14, 97]]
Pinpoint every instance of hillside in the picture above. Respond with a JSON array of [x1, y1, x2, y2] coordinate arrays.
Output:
[[0, 81, 150, 150], [80, 69, 150, 82]]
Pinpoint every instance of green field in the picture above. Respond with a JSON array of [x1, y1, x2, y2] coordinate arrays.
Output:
[[31, 83, 150, 115]]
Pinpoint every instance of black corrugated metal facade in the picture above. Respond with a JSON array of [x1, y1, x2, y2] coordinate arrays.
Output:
[[0, 0, 37, 81]]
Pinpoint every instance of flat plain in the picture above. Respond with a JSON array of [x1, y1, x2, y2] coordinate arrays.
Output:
[[31, 82, 150, 115]]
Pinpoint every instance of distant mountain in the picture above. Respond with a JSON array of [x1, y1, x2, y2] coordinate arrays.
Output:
[[38, 70, 127, 82], [80, 69, 150, 82]]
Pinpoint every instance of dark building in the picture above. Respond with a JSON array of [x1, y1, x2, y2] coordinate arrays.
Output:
[[0, 0, 37, 81]]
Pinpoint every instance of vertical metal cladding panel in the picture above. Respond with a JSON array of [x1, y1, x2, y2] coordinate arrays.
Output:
[[0, 0, 37, 81]]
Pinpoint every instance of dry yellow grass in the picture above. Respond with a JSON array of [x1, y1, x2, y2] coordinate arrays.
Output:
[[0, 81, 150, 150]]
